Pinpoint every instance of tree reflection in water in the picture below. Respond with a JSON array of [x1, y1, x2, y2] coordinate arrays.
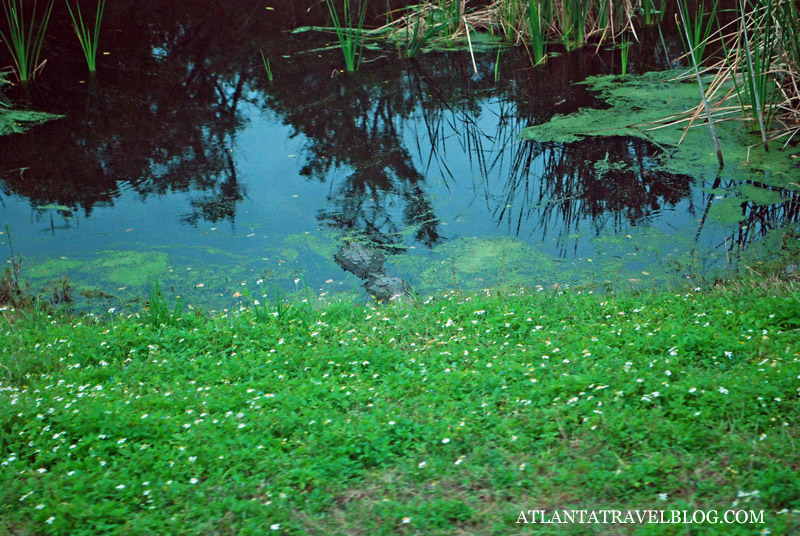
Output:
[[0, 0, 796, 267]]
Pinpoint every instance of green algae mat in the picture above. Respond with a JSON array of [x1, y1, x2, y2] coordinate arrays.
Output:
[[521, 70, 800, 224]]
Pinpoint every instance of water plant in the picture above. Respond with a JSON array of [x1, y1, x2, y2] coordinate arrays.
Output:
[[619, 30, 630, 77], [525, 0, 549, 65], [558, 0, 587, 51], [325, 0, 369, 72], [640, 0, 666, 26], [147, 281, 186, 327], [65, 0, 106, 73], [259, 49, 273, 83], [677, 0, 724, 168], [675, 0, 798, 147], [0, 224, 28, 308], [676, 0, 717, 64], [0, 0, 54, 81]]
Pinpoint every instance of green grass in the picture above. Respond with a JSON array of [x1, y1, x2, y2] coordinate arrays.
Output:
[[0, 0, 54, 82], [260, 49, 274, 83], [1, 277, 799, 535], [65, 0, 106, 73], [325, 0, 369, 72]]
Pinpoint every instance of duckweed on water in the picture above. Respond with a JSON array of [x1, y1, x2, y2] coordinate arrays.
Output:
[[1, 280, 799, 535]]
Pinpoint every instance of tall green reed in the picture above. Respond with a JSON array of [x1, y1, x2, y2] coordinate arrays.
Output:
[[620, 31, 630, 77], [559, 0, 587, 51], [526, 0, 550, 65], [325, 0, 369, 72], [148, 281, 187, 327], [677, 0, 717, 63], [260, 49, 273, 83], [736, 0, 773, 149], [640, 0, 667, 26], [677, 0, 724, 168], [65, 0, 106, 73], [0, 0, 54, 82]]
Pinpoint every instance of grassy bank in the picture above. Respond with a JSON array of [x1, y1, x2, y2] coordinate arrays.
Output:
[[1, 279, 799, 535]]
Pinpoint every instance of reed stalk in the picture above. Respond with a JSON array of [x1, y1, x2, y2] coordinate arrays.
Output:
[[620, 30, 630, 77], [738, 0, 768, 151], [526, 0, 549, 65], [677, 0, 724, 168], [65, 0, 105, 73], [259, 49, 273, 83], [325, 0, 369, 72], [0, 0, 54, 82]]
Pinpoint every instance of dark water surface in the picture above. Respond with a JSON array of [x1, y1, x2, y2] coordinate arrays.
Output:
[[1, 0, 795, 309]]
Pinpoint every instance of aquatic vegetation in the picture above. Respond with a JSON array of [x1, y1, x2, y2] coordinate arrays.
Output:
[[619, 31, 630, 77], [0, 74, 63, 134], [520, 70, 800, 183], [0, 0, 54, 82], [325, 0, 369, 72], [676, 0, 799, 146], [65, 0, 106, 73], [524, 0, 549, 65], [676, 0, 724, 168], [0, 225, 28, 308], [259, 49, 273, 82], [377, 0, 667, 61], [147, 281, 186, 327]]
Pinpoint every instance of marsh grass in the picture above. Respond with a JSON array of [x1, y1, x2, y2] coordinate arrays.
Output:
[[525, 0, 549, 65], [378, 0, 671, 64], [619, 30, 630, 77], [65, 0, 105, 73], [325, 0, 369, 71], [1, 276, 799, 534], [667, 0, 799, 147], [259, 49, 273, 82], [0, 0, 54, 82], [0, 225, 29, 308], [147, 281, 186, 327], [677, 0, 724, 168]]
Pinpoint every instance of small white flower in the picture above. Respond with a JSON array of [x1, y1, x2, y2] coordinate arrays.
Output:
[[190, 478, 199, 484], [116, 484, 125, 490], [719, 387, 729, 395], [45, 516, 55, 524], [36, 504, 45, 509], [441, 438, 450, 444], [658, 493, 668, 501], [270, 523, 281, 530], [402, 517, 411, 524], [418, 461, 426, 468]]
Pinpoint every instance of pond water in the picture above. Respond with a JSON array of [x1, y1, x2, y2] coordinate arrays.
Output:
[[1, 0, 797, 310]]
